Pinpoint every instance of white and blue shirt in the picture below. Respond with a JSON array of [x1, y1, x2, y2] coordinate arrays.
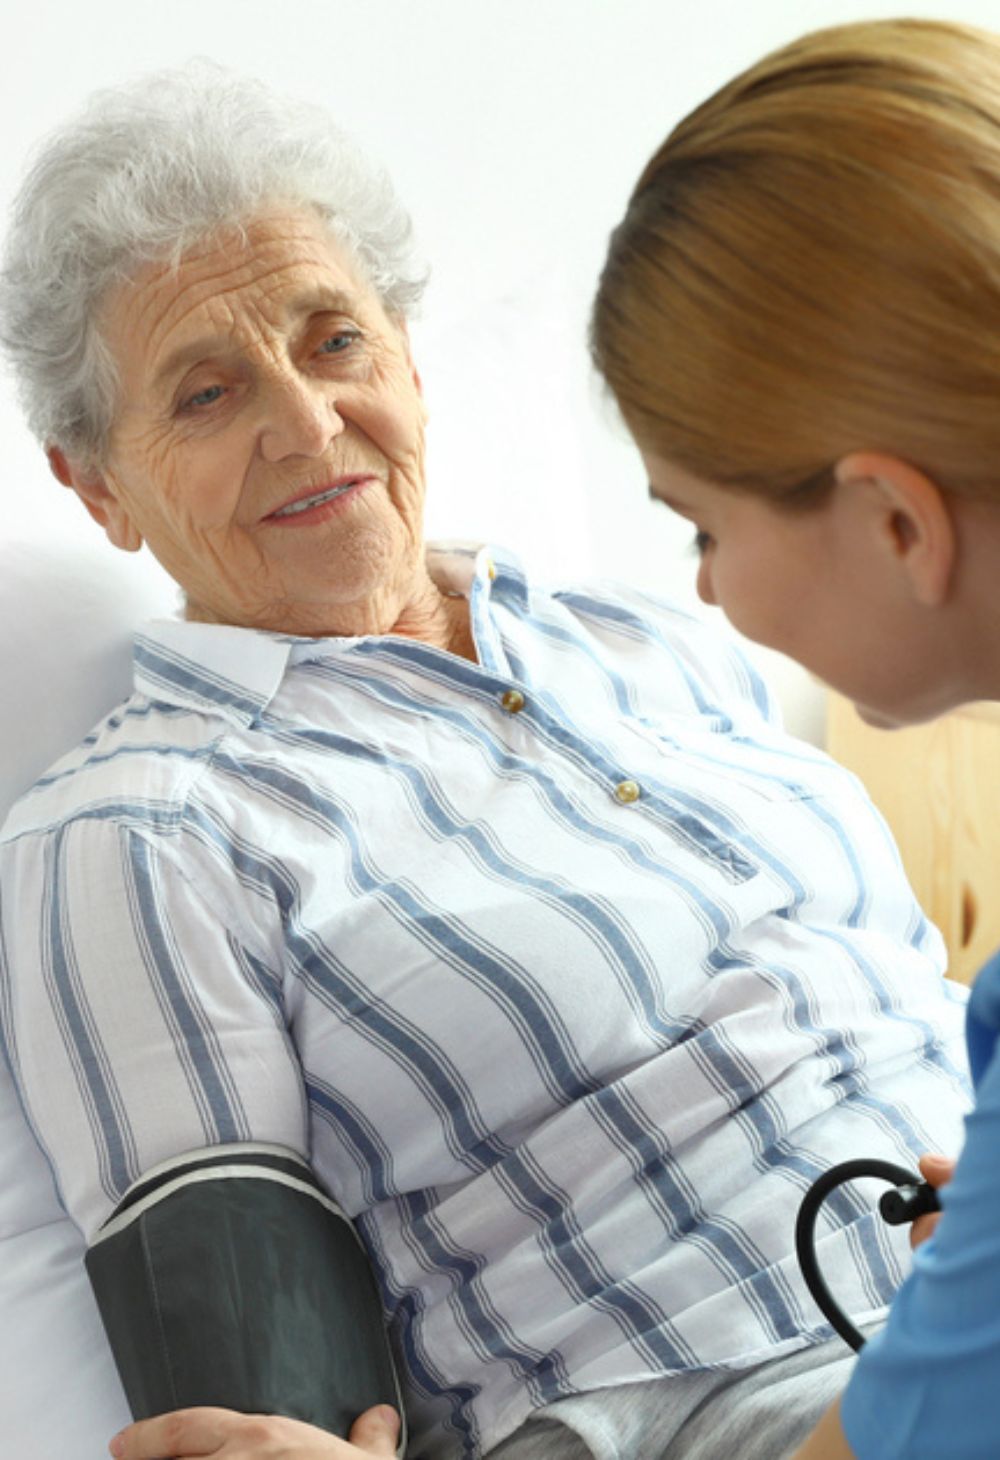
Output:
[[0, 545, 971, 1458]]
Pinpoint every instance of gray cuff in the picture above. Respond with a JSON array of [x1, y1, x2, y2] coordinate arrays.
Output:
[[85, 1143, 406, 1453]]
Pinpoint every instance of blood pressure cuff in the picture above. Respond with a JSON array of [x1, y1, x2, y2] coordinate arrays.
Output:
[[84, 1144, 405, 1453]]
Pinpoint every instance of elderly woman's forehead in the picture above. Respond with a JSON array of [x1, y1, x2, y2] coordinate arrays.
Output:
[[105, 211, 374, 345]]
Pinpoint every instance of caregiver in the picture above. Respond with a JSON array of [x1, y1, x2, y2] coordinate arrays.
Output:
[[591, 16, 1000, 1460]]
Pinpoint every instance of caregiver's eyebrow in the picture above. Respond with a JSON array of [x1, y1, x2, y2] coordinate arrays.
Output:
[[152, 289, 362, 391], [647, 484, 686, 510]]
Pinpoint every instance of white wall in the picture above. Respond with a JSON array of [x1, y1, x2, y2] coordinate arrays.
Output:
[[2, 0, 995, 743]]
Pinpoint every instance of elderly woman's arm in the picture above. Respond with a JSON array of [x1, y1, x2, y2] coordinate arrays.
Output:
[[0, 812, 400, 1440]]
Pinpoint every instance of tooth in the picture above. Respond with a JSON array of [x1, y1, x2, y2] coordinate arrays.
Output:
[[278, 484, 350, 517]]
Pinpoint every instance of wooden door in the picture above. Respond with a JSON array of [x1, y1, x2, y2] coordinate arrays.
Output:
[[827, 695, 1000, 986]]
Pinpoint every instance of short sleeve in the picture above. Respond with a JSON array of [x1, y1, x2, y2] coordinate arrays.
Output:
[[0, 814, 306, 1238]]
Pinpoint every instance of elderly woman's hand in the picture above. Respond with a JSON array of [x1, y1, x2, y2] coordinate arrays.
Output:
[[110, 1405, 401, 1459]]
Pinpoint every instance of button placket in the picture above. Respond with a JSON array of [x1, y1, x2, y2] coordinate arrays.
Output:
[[500, 689, 526, 714]]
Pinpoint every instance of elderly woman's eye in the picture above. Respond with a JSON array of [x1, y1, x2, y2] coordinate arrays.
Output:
[[692, 529, 713, 556], [182, 384, 225, 411], [319, 331, 360, 355]]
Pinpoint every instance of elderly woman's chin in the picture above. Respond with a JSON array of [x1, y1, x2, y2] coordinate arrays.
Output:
[[80, 209, 440, 644], [176, 485, 428, 640], [179, 512, 419, 639]]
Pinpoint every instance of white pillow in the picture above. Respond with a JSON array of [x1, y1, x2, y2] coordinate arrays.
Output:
[[0, 1061, 130, 1455], [0, 537, 177, 1457]]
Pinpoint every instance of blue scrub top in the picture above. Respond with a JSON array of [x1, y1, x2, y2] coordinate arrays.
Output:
[[841, 950, 1000, 1459]]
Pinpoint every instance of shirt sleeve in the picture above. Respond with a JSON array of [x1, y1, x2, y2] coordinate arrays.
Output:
[[0, 813, 307, 1239], [840, 954, 1000, 1460]]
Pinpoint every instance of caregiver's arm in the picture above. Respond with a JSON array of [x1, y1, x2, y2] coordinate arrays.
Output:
[[798, 959, 1000, 1460], [112, 1405, 400, 1459], [0, 815, 399, 1440], [792, 1154, 955, 1458]]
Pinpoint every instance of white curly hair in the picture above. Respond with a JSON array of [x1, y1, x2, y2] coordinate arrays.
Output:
[[0, 61, 428, 467]]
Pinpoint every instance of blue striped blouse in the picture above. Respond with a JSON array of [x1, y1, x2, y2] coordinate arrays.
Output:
[[0, 544, 971, 1459]]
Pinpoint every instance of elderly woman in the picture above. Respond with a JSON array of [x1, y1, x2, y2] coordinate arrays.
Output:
[[0, 66, 973, 1460]]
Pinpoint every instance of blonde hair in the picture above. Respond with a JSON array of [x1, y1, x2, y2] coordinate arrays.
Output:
[[591, 18, 1000, 500]]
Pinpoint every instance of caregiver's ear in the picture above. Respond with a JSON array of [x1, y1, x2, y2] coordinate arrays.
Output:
[[834, 451, 956, 606], [46, 446, 143, 553]]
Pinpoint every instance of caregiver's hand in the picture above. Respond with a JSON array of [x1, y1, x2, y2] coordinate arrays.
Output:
[[110, 1405, 401, 1459], [911, 1152, 956, 1249]]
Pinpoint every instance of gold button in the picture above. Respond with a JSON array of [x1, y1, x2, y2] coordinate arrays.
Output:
[[614, 779, 641, 804], [487, 558, 497, 580], [500, 688, 526, 713]]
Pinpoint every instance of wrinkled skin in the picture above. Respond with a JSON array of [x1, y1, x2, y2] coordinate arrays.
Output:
[[54, 209, 473, 656]]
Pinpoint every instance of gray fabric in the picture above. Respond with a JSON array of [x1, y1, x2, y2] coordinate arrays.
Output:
[[486, 1329, 877, 1460]]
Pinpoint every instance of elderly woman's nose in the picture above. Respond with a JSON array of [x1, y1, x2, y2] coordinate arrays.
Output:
[[258, 374, 344, 461]]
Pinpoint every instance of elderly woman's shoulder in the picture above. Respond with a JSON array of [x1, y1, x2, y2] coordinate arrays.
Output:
[[0, 690, 225, 849]]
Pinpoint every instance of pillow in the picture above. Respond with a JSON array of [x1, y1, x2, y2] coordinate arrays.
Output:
[[0, 1061, 130, 1455], [0, 537, 178, 811], [0, 537, 177, 1457]]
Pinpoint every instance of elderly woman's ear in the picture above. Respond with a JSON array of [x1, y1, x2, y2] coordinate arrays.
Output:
[[47, 446, 143, 552]]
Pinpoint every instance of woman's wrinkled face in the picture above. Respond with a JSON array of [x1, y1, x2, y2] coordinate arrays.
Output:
[[90, 210, 429, 636]]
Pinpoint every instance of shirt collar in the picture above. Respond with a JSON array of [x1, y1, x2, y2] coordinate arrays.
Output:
[[133, 622, 295, 728], [132, 543, 529, 724], [426, 542, 529, 609]]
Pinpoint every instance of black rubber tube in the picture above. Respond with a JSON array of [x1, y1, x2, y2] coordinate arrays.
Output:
[[795, 1158, 919, 1353]]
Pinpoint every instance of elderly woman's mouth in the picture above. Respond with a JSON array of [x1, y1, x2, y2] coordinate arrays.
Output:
[[264, 476, 375, 525]]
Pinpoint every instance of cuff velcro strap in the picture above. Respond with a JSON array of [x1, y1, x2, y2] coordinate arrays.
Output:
[[85, 1144, 405, 1453]]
